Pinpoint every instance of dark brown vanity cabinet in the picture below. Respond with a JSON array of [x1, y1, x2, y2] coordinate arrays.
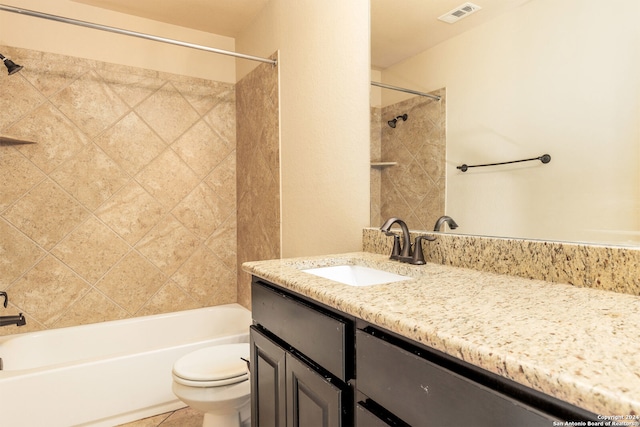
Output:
[[355, 325, 597, 427], [250, 276, 596, 427], [250, 279, 355, 427]]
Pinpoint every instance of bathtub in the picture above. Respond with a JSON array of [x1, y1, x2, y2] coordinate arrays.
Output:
[[0, 304, 251, 427]]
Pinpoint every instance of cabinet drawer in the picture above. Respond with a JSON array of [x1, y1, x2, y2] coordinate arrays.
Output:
[[356, 330, 557, 427], [252, 280, 349, 381]]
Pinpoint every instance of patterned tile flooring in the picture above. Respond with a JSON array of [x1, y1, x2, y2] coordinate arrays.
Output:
[[117, 407, 203, 427]]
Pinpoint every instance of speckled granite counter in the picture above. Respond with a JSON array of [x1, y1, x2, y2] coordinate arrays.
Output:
[[243, 251, 640, 418]]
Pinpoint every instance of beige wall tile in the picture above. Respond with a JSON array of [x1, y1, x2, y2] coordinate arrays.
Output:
[[135, 149, 200, 210], [95, 181, 165, 245], [51, 70, 129, 138], [10, 103, 90, 174], [203, 99, 236, 146], [52, 289, 129, 328], [1, 45, 242, 335], [236, 55, 280, 309], [172, 245, 236, 306], [136, 280, 200, 316], [18, 52, 87, 98], [136, 215, 200, 276], [0, 71, 46, 130], [0, 219, 45, 288], [172, 121, 234, 179], [96, 251, 167, 314], [51, 217, 130, 284], [3, 179, 89, 250], [96, 68, 166, 108], [378, 90, 446, 231], [173, 182, 234, 240], [0, 148, 45, 210], [173, 79, 234, 116], [8, 255, 90, 326], [135, 82, 200, 144], [51, 144, 130, 211], [94, 112, 167, 176], [204, 153, 236, 208], [205, 214, 237, 272]]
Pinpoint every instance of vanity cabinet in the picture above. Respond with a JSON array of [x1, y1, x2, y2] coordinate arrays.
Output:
[[250, 276, 596, 427], [355, 324, 596, 427], [250, 278, 355, 427]]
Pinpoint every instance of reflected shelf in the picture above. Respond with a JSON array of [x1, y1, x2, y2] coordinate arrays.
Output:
[[370, 162, 397, 168]]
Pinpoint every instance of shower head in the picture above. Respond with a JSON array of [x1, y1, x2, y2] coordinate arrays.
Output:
[[387, 114, 408, 128], [0, 53, 23, 75]]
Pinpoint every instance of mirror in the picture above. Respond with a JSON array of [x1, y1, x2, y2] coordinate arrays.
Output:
[[370, 0, 640, 246]]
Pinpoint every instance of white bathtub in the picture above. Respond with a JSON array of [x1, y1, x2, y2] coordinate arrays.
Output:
[[0, 304, 252, 427]]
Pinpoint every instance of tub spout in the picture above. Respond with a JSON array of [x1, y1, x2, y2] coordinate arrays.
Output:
[[0, 313, 26, 327]]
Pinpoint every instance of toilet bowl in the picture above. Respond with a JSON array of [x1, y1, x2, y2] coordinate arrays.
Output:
[[172, 343, 251, 427]]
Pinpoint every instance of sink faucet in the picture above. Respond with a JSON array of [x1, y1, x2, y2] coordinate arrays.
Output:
[[380, 217, 412, 259], [380, 218, 435, 265], [433, 215, 458, 232], [0, 291, 27, 327]]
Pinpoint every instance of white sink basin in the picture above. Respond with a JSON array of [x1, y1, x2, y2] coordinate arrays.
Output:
[[301, 265, 411, 287]]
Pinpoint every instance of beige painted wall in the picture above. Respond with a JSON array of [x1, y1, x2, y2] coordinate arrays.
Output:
[[381, 0, 640, 245], [238, 0, 371, 257], [0, 0, 235, 82]]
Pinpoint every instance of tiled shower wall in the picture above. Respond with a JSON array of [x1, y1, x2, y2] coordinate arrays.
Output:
[[0, 46, 237, 335], [236, 54, 280, 308], [371, 89, 446, 230]]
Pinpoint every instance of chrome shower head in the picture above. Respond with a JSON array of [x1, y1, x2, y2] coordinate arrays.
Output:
[[0, 53, 23, 75], [387, 113, 408, 128]]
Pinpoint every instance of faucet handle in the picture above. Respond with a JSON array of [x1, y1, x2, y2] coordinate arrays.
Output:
[[390, 234, 401, 258], [0, 292, 7, 308], [412, 235, 436, 265]]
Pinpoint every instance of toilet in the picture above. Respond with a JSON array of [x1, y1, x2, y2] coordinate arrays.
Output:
[[172, 343, 251, 427]]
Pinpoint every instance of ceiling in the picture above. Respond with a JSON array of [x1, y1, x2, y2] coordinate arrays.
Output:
[[72, 0, 532, 69]]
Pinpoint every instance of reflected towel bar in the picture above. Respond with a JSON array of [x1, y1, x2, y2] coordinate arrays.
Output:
[[457, 154, 551, 172]]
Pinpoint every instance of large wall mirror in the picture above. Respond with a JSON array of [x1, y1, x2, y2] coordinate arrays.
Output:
[[370, 0, 640, 247]]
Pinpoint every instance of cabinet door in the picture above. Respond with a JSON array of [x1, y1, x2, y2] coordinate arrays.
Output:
[[286, 352, 343, 427], [251, 326, 287, 427]]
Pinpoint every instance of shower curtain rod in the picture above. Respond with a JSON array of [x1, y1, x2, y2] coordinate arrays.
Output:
[[0, 4, 277, 65], [371, 81, 441, 101]]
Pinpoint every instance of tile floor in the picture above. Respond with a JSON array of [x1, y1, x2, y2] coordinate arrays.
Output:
[[117, 407, 203, 427]]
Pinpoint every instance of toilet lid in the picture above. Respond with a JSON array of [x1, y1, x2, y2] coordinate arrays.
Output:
[[173, 343, 249, 382]]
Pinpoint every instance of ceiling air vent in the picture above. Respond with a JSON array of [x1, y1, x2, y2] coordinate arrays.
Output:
[[438, 2, 482, 24]]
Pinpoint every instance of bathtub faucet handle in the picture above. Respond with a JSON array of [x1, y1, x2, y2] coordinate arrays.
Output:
[[0, 291, 7, 308]]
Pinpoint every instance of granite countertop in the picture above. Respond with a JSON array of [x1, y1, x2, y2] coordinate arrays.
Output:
[[243, 251, 640, 418]]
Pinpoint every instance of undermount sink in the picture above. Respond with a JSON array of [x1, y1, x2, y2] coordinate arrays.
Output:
[[301, 265, 411, 287]]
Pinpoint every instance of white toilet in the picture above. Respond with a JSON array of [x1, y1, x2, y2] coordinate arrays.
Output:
[[172, 343, 251, 427]]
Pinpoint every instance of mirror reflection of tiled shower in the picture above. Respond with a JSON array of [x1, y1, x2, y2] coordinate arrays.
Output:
[[370, 88, 446, 230]]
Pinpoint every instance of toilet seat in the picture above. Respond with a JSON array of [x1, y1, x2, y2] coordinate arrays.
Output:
[[173, 343, 249, 388]]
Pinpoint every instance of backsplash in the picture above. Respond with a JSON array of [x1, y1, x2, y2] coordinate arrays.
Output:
[[0, 46, 237, 335], [363, 228, 640, 296]]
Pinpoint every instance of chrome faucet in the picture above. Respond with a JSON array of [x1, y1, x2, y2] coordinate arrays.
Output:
[[433, 215, 458, 232], [380, 217, 435, 265], [0, 291, 26, 327]]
